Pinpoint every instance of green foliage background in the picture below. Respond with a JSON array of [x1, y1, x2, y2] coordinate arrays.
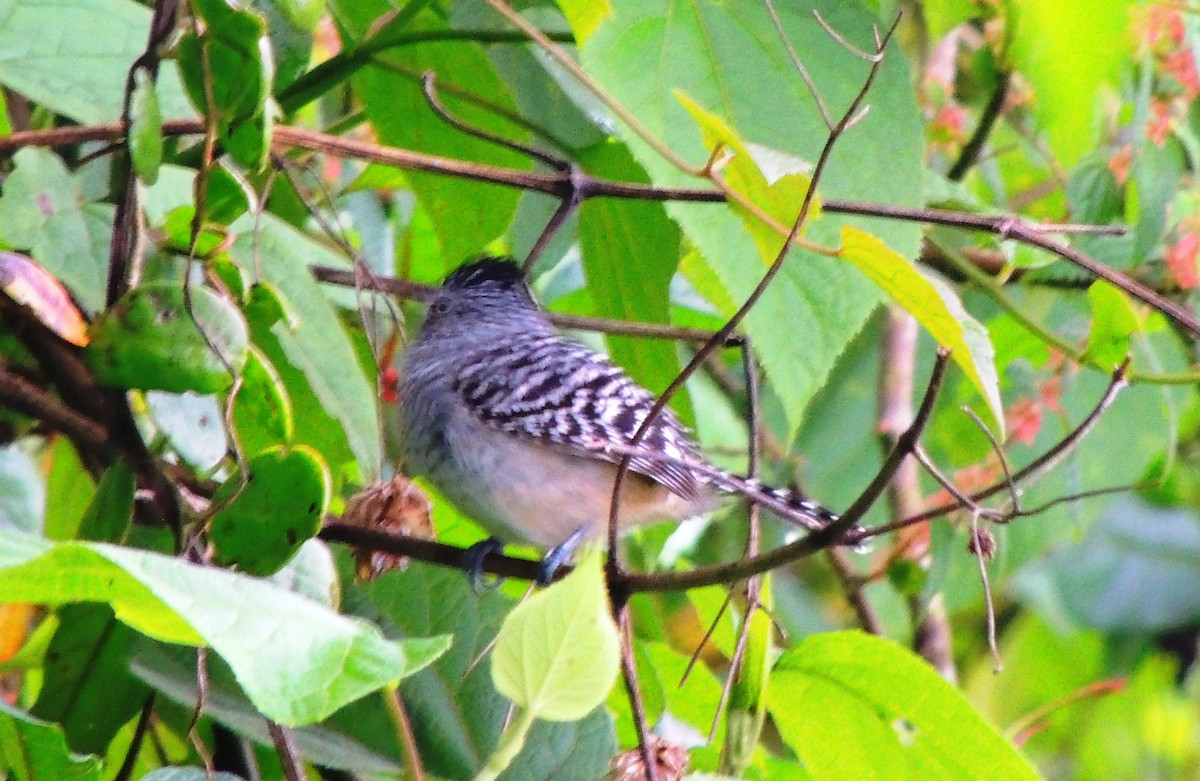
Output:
[[0, 0, 1198, 779]]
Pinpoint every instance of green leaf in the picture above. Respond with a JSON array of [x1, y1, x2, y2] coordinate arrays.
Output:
[[76, 463, 135, 543], [210, 445, 331, 576], [577, 0, 923, 438], [129, 68, 163, 185], [333, 0, 529, 261], [229, 346, 294, 457], [230, 216, 381, 479], [575, 141, 690, 423], [1009, 0, 1134, 167], [0, 0, 194, 124], [838, 226, 1004, 437], [1048, 497, 1200, 631], [0, 148, 108, 312], [555, 0, 612, 44], [131, 643, 401, 775], [0, 700, 101, 781], [1084, 281, 1140, 369], [492, 552, 620, 722], [0, 531, 449, 726], [145, 391, 228, 472], [768, 631, 1038, 780], [177, 0, 274, 169], [87, 282, 249, 393], [40, 440, 94, 541], [29, 605, 149, 755], [1130, 138, 1184, 263]]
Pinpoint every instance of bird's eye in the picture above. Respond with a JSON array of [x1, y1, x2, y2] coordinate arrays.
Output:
[[430, 300, 450, 316]]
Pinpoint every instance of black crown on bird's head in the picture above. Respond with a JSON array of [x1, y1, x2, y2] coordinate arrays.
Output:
[[443, 255, 527, 293]]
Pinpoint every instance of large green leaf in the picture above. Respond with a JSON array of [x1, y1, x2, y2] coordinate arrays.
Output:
[[576, 0, 924, 438], [29, 605, 149, 755], [230, 216, 382, 479], [130, 643, 401, 774], [838, 226, 1003, 436], [0, 0, 193, 124], [0, 532, 448, 726], [210, 445, 332, 576], [87, 282, 249, 394], [0, 701, 100, 781], [768, 631, 1038, 780]]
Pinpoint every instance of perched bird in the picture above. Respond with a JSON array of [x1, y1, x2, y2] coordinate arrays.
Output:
[[397, 256, 840, 581]]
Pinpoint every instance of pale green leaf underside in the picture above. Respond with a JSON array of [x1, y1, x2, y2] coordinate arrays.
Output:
[[492, 553, 620, 722], [839, 226, 1005, 437]]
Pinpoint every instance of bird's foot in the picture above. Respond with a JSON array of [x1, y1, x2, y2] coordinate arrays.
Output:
[[462, 537, 507, 593], [536, 526, 587, 586]]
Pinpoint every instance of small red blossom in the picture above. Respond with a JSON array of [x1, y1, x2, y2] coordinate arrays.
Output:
[[1108, 144, 1133, 185], [1040, 374, 1063, 414], [380, 365, 400, 403], [1166, 231, 1200, 289], [929, 104, 968, 152], [1147, 99, 1173, 146], [1007, 397, 1043, 446], [1165, 50, 1200, 99]]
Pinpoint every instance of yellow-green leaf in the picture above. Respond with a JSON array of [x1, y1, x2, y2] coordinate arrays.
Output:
[[491, 552, 619, 722], [677, 92, 819, 263], [555, 0, 612, 44], [838, 226, 1004, 437], [1084, 280, 1140, 369]]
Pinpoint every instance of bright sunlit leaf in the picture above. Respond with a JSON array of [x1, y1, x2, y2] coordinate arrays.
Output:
[[838, 225, 1004, 437], [677, 91, 819, 263], [492, 552, 620, 722]]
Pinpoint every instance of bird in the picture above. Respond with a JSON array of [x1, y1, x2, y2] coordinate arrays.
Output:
[[397, 256, 841, 583]]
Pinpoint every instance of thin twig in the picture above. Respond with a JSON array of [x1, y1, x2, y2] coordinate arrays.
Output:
[[764, 0, 833, 128], [113, 694, 156, 781], [266, 721, 306, 781], [0, 367, 110, 446], [963, 406, 1021, 514], [480, 0, 703, 177], [383, 687, 425, 781], [825, 548, 883, 633], [423, 70, 567, 170], [619, 609, 662, 781], [970, 512, 1003, 672], [947, 71, 1011, 182], [861, 360, 1131, 539]]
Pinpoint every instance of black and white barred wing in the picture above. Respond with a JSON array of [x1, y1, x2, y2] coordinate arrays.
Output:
[[454, 333, 703, 500]]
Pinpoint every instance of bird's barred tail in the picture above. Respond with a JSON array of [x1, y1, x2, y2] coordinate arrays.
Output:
[[704, 470, 841, 532]]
